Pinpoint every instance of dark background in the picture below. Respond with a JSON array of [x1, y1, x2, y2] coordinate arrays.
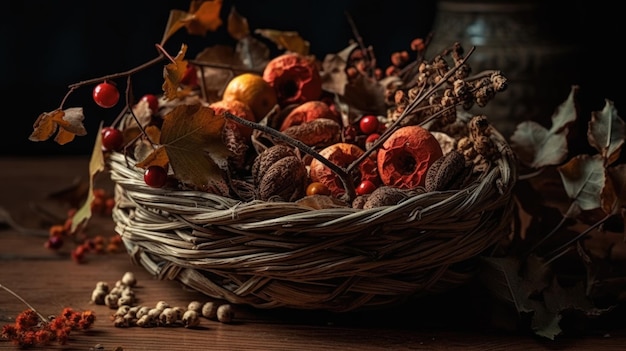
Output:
[[2, 0, 623, 156]]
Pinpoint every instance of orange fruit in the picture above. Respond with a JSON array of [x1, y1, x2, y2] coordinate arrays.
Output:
[[221, 73, 278, 122]]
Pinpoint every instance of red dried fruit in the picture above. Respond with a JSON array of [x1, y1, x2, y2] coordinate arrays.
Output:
[[377, 125, 443, 189], [279, 100, 340, 131], [209, 99, 256, 140], [263, 53, 322, 107], [309, 143, 380, 197]]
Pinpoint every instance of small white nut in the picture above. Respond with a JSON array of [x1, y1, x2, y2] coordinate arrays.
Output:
[[91, 288, 107, 305], [159, 308, 177, 326], [136, 315, 154, 328], [104, 294, 119, 309], [147, 308, 162, 319], [155, 301, 170, 310], [121, 271, 137, 287], [201, 302, 217, 319], [187, 301, 203, 313], [136, 306, 151, 319], [182, 310, 200, 328], [114, 305, 131, 318], [217, 304, 234, 323], [117, 295, 134, 307], [95, 281, 109, 292], [172, 306, 185, 321]]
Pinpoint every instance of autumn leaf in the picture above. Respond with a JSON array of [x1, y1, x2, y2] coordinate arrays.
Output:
[[156, 103, 230, 193], [479, 256, 609, 340], [227, 6, 249, 40], [29, 107, 87, 145], [510, 85, 578, 168], [70, 122, 106, 233], [321, 43, 358, 96], [557, 154, 605, 212], [161, 0, 224, 45], [587, 99, 625, 166], [254, 28, 310, 56], [162, 44, 193, 101]]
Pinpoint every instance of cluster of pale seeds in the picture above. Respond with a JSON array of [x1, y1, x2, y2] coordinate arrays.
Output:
[[90, 271, 234, 328]]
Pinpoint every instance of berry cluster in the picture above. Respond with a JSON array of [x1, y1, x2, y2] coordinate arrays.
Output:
[[45, 188, 123, 263], [1, 308, 95, 348]]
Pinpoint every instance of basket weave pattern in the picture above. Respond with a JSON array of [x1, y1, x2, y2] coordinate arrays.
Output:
[[109, 127, 517, 312]]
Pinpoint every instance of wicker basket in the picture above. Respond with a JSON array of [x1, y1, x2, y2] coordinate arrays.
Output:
[[108, 120, 517, 312]]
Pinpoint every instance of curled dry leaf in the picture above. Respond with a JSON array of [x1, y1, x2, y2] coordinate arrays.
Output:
[[510, 85, 578, 169], [29, 107, 87, 145], [587, 99, 625, 166]]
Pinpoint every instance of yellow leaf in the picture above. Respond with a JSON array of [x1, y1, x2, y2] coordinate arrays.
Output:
[[159, 103, 230, 193], [162, 44, 193, 100], [71, 122, 106, 233], [254, 28, 310, 56]]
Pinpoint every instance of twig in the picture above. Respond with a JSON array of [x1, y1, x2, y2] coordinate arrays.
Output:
[[0, 283, 47, 323]]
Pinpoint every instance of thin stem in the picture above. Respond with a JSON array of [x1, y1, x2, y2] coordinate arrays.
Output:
[[0, 283, 47, 323], [68, 53, 165, 89], [345, 11, 374, 77], [543, 214, 612, 260], [524, 201, 577, 255]]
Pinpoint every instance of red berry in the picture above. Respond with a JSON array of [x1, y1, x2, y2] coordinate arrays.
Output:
[[93, 81, 120, 108], [180, 64, 198, 87], [101, 127, 124, 151], [144, 165, 168, 188], [140, 94, 159, 115], [356, 180, 377, 195], [359, 115, 380, 135], [45, 236, 64, 250], [365, 133, 381, 150]]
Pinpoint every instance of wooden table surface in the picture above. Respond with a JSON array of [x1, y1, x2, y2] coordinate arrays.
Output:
[[1, 156, 625, 351]]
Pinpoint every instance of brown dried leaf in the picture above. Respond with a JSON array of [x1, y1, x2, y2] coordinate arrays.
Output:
[[29, 108, 87, 145], [340, 74, 387, 116], [158, 103, 230, 193], [510, 86, 578, 168], [227, 6, 249, 40], [587, 99, 625, 166], [557, 154, 605, 211], [320, 43, 358, 96], [162, 44, 193, 101], [70, 122, 106, 233], [254, 28, 310, 56], [162, 0, 224, 44]]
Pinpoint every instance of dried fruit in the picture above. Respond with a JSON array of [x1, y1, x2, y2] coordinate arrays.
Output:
[[424, 149, 468, 192], [279, 100, 339, 131], [209, 99, 256, 140], [377, 125, 443, 189], [263, 52, 322, 107], [309, 143, 380, 197], [256, 155, 308, 201], [281, 118, 342, 148], [222, 73, 278, 121]]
